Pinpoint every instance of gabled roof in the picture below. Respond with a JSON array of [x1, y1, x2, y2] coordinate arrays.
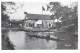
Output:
[[25, 14, 51, 20]]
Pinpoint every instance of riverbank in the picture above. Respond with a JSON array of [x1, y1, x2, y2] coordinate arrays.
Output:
[[2, 30, 14, 50], [2, 38, 10, 50], [2, 38, 14, 50]]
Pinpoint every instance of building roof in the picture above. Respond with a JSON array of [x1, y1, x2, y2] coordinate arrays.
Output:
[[10, 20, 23, 24], [25, 14, 51, 20]]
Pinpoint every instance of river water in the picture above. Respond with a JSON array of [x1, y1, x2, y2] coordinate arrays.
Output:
[[2, 29, 78, 50]]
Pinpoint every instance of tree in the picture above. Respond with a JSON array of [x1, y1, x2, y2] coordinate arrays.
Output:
[[1, 2, 24, 27], [1, 2, 15, 21], [1, 2, 24, 21], [59, 2, 78, 31], [47, 2, 62, 30], [61, 2, 78, 25], [47, 2, 78, 31]]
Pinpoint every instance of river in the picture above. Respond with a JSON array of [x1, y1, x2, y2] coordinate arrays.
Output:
[[2, 29, 78, 50]]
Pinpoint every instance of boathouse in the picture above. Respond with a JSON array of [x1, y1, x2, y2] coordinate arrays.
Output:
[[23, 12, 55, 29]]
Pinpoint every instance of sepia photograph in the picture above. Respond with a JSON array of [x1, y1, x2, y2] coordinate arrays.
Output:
[[1, 1, 78, 50]]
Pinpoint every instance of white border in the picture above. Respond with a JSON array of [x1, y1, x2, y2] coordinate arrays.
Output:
[[0, 0, 79, 53]]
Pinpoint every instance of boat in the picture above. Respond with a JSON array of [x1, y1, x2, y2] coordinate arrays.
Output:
[[17, 27, 56, 32], [27, 34, 64, 41]]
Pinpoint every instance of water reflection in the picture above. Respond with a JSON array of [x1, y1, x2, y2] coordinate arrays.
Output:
[[7, 30, 57, 50], [8, 30, 26, 50]]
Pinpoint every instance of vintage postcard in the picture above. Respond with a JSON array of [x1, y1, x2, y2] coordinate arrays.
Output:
[[1, 0, 78, 50]]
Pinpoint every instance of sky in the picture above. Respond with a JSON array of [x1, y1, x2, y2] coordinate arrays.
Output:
[[4, 1, 76, 20], [22, 2, 43, 14], [22, 1, 74, 14]]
